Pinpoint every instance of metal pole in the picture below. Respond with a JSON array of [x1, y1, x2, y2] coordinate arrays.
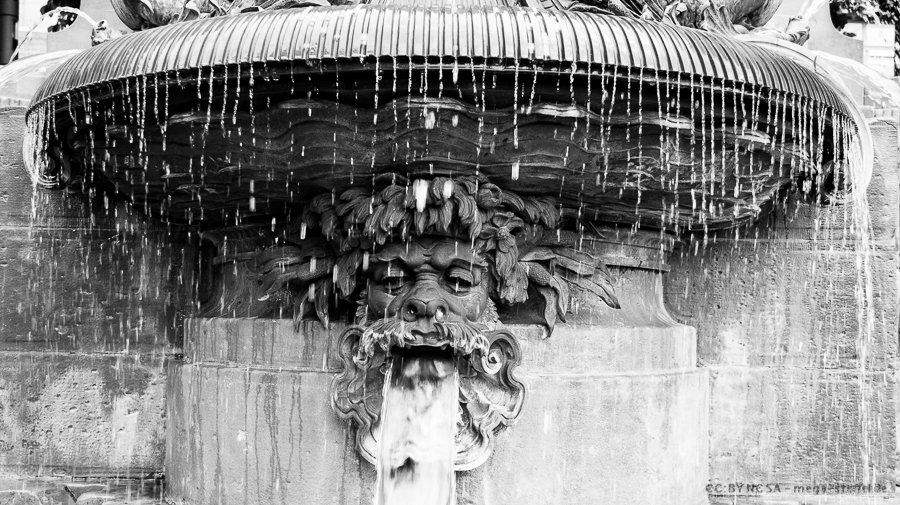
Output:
[[0, 0, 18, 64]]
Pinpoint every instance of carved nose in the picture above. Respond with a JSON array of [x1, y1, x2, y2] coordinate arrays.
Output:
[[401, 299, 427, 322], [400, 299, 449, 322], [426, 300, 448, 322]]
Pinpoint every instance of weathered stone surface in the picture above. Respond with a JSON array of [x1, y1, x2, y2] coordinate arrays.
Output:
[[465, 368, 708, 505], [187, 294, 697, 375], [666, 118, 900, 494], [0, 353, 167, 474], [185, 318, 343, 372], [0, 491, 40, 505], [0, 479, 71, 505], [669, 235, 897, 369], [1, 108, 195, 354], [0, 478, 163, 505], [708, 367, 894, 482], [0, 225, 192, 354], [165, 362, 375, 505], [710, 493, 897, 504], [0, 108, 186, 474], [65, 483, 109, 500], [167, 317, 708, 505]]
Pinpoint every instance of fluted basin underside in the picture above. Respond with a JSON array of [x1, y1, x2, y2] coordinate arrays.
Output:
[[25, 5, 858, 231], [28, 6, 851, 110]]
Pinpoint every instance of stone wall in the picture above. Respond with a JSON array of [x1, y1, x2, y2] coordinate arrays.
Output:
[[666, 118, 900, 499], [0, 107, 193, 476]]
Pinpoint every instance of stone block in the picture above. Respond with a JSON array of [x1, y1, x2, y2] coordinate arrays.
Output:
[[707, 367, 895, 488], [0, 478, 72, 505], [0, 107, 195, 354], [185, 318, 343, 371], [464, 368, 709, 505], [167, 318, 709, 505], [165, 362, 373, 505], [0, 225, 193, 353], [65, 484, 108, 500], [665, 101, 900, 495], [0, 353, 168, 474], [668, 240, 898, 370], [0, 491, 40, 505]]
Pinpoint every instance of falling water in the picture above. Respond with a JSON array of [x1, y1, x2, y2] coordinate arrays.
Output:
[[13, 21, 889, 498], [375, 351, 459, 505]]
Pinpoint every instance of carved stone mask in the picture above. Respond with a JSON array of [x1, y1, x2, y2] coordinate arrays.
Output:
[[334, 236, 524, 471], [366, 238, 490, 347], [208, 175, 621, 470]]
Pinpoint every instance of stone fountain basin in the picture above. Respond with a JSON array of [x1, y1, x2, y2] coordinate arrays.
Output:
[[168, 231, 708, 504], [25, 6, 856, 231]]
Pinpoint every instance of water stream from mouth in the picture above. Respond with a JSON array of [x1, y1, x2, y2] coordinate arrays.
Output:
[[375, 350, 459, 505]]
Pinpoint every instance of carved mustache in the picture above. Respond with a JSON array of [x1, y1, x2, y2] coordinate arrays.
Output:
[[356, 318, 489, 363]]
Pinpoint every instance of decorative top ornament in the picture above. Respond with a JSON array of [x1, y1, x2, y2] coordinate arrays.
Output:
[[107, 0, 806, 42], [110, 0, 332, 31]]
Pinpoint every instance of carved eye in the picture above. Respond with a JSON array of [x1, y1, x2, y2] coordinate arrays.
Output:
[[381, 265, 410, 295], [445, 267, 475, 295]]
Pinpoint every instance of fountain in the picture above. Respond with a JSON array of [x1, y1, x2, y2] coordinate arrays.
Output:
[[13, 0, 877, 502]]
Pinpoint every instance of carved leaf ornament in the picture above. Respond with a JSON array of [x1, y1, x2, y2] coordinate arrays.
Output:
[[251, 175, 619, 337]]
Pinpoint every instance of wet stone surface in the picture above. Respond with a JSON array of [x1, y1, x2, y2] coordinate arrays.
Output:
[[0, 478, 164, 505]]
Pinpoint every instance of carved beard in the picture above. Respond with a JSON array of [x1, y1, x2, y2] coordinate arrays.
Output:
[[355, 318, 490, 364], [353, 292, 501, 363], [331, 297, 524, 471]]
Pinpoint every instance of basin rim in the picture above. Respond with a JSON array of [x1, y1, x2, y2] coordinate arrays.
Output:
[[27, 5, 852, 118]]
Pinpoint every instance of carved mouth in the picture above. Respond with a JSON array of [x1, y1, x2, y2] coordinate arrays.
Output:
[[334, 326, 525, 471], [359, 319, 490, 358], [400, 330, 457, 350], [391, 343, 455, 358]]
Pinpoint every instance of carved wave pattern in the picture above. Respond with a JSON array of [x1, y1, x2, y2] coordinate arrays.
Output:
[[69, 87, 836, 230]]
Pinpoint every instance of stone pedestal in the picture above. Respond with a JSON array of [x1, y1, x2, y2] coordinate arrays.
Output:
[[165, 243, 709, 504]]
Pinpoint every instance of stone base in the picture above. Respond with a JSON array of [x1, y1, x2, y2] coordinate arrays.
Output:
[[709, 495, 899, 505], [457, 369, 709, 504], [0, 477, 164, 505], [165, 317, 709, 505]]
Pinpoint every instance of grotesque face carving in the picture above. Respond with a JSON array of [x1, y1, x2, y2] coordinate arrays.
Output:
[[333, 235, 519, 471], [366, 239, 490, 345], [233, 175, 621, 471], [356, 238, 499, 359]]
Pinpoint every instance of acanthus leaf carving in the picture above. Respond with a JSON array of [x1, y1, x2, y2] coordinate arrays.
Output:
[[200, 175, 621, 337]]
